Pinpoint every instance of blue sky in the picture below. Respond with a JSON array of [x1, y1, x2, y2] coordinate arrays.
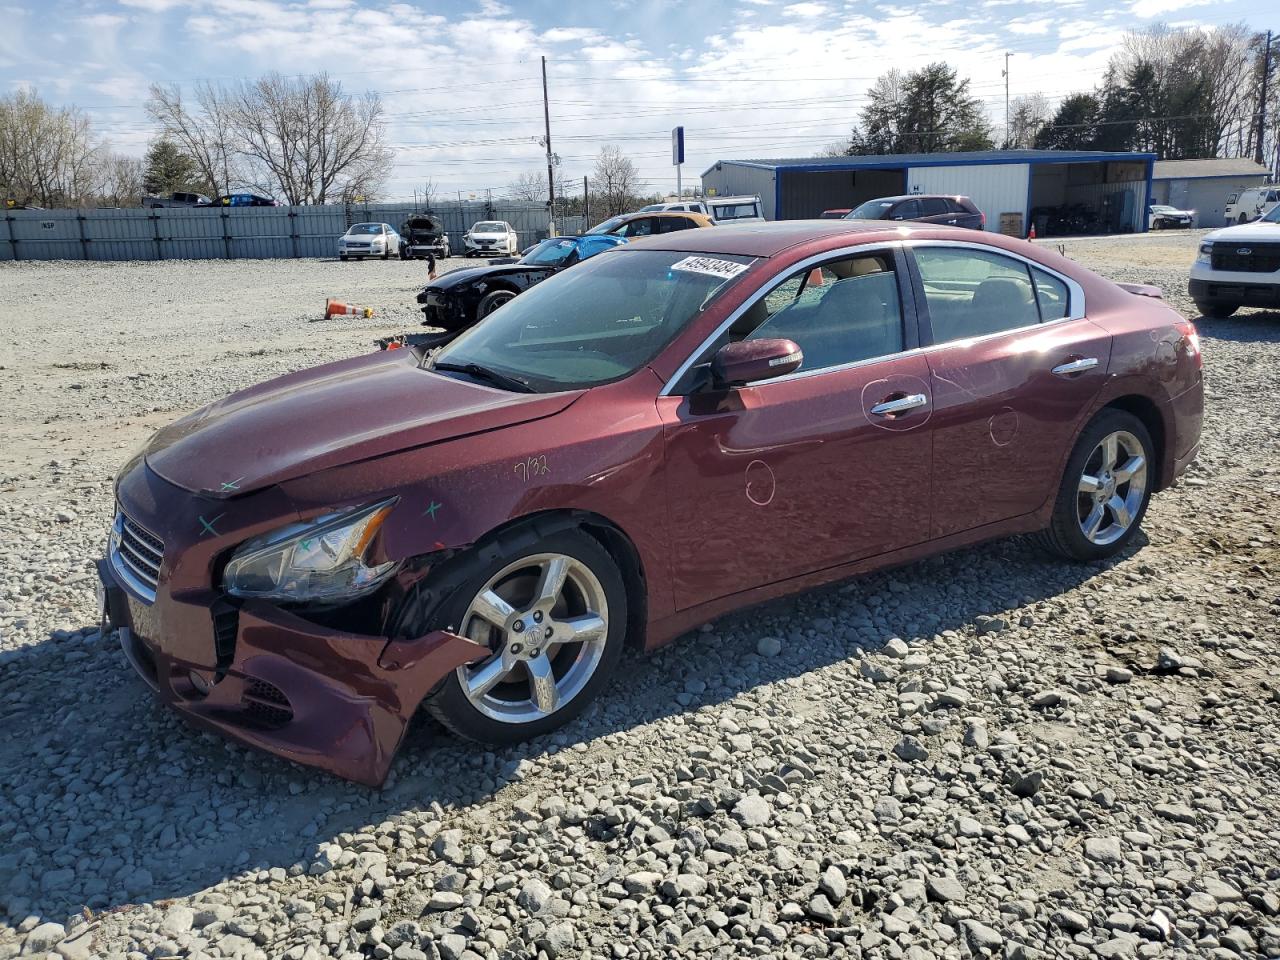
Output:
[[1, 0, 1274, 200]]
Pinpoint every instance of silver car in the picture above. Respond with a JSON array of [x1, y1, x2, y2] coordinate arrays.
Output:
[[338, 222, 401, 261]]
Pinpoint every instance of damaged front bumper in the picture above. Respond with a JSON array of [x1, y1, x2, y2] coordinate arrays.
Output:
[[98, 557, 487, 787]]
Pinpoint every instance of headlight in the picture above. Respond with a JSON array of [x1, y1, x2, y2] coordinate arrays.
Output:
[[1196, 242, 1212, 265], [223, 500, 399, 602]]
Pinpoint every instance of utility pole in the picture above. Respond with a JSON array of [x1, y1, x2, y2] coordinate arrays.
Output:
[[1003, 52, 1012, 148], [541, 56, 556, 237], [583, 175, 590, 228], [1257, 30, 1273, 168]]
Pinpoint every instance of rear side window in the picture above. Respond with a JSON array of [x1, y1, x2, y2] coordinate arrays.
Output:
[[1031, 267, 1069, 321], [919, 198, 949, 216], [657, 217, 694, 234], [914, 247, 1043, 342]]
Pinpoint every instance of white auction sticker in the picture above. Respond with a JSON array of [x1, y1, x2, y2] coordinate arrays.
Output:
[[670, 256, 749, 280]]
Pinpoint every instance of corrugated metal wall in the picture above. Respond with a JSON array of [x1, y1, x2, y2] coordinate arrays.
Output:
[[906, 163, 1030, 231], [1152, 176, 1268, 228], [700, 165, 776, 218], [1062, 179, 1145, 233], [0, 201, 587, 262], [779, 169, 905, 218]]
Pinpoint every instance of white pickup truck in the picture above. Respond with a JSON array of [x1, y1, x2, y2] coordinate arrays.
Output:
[[1189, 203, 1280, 318]]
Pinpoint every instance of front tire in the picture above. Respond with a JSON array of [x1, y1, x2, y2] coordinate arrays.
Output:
[[1037, 410, 1153, 562], [1195, 301, 1237, 319], [477, 289, 516, 319], [395, 528, 628, 744]]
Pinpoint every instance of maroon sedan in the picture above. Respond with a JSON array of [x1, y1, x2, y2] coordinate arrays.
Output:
[[98, 222, 1203, 785]]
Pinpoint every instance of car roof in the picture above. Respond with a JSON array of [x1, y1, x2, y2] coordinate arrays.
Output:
[[619, 220, 922, 257]]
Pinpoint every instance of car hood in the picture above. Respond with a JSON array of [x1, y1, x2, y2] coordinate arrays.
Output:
[[427, 263, 550, 290], [144, 349, 580, 497], [1205, 222, 1280, 242]]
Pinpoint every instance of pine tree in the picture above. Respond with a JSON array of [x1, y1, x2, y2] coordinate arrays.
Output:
[[142, 138, 203, 196]]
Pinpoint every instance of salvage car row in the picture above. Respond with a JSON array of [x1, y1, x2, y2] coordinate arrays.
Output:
[[98, 215, 1204, 786]]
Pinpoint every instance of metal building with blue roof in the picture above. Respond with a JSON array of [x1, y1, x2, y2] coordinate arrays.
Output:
[[701, 149, 1157, 236]]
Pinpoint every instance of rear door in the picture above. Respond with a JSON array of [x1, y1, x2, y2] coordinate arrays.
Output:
[[918, 197, 952, 226], [907, 242, 1112, 537]]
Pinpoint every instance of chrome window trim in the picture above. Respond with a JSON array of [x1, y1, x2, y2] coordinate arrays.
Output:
[[904, 238, 1086, 323], [659, 241, 905, 397]]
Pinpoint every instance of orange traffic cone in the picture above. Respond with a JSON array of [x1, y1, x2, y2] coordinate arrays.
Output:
[[807, 267, 825, 287], [325, 298, 374, 320], [1028, 223, 1037, 240]]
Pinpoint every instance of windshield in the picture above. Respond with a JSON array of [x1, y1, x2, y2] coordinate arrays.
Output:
[[847, 200, 895, 220], [520, 237, 579, 266], [347, 223, 383, 235], [638, 204, 665, 212], [586, 215, 626, 234], [472, 222, 506, 233], [1150, 205, 1175, 213], [432, 249, 755, 391]]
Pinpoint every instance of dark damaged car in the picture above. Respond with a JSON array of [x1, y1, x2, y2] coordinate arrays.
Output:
[[416, 234, 626, 331], [98, 221, 1202, 786]]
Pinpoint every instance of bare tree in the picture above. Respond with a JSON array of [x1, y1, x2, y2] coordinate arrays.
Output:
[[415, 177, 437, 209], [508, 170, 545, 201], [229, 73, 392, 205], [147, 82, 240, 197], [96, 153, 145, 206], [0, 89, 100, 207], [591, 145, 642, 218], [1006, 93, 1051, 148]]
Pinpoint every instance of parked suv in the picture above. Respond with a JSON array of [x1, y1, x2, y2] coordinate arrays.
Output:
[[142, 191, 212, 208], [847, 194, 985, 230], [1189, 202, 1280, 318]]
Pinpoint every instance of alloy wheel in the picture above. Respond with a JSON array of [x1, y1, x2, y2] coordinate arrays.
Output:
[[1076, 430, 1148, 546], [480, 291, 515, 317], [455, 553, 609, 723]]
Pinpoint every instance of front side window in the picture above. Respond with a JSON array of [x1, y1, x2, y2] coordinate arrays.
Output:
[[894, 199, 921, 220], [434, 250, 753, 391], [915, 247, 1055, 342], [618, 217, 654, 237], [742, 253, 905, 372]]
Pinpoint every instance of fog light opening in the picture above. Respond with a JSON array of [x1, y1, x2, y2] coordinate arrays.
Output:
[[188, 669, 213, 696]]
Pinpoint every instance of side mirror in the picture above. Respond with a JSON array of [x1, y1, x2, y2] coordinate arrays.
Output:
[[711, 338, 803, 388]]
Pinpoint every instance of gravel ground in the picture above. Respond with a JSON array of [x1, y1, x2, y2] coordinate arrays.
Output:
[[1, 235, 1278, 960]]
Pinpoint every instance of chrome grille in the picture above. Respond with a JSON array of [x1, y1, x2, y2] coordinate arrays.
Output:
[[111, 510, 164, 602]]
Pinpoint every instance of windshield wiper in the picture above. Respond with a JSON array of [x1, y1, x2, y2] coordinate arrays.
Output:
[[432, 361, 534, 393]]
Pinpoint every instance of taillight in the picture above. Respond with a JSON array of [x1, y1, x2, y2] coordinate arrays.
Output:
[[1176, 318, 1202, 370], [980, 212, 987, 229]]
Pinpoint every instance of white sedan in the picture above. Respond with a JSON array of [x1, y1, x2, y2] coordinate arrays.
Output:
[[463, 220, 518, 257], [338, 222, 401, 261], [1148, 204, 1194, 230]]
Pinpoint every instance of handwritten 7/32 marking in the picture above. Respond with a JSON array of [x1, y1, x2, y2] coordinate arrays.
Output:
[[513, 455, 550, 482]]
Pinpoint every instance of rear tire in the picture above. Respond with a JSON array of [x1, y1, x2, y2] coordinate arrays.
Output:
[[394, 527, 627, 745], [1195, 301, 1237, 319], [339, 255, 348, 262], [1036, 409, 1154, 562]]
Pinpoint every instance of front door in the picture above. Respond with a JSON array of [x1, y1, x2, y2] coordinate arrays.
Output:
[[660, 246, 934, 611], [909, 243, 1112, 538]]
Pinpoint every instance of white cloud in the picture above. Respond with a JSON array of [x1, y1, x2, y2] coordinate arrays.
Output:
[[1128, 0, 1210, 16], [782, 2, 830, 15], [1008, 16, 1054, 34], [117, 0, 187, 10]]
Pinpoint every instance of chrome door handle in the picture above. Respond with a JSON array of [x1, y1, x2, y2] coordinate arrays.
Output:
[[1051, 357, 1098, 376], [870, 393, 928, 416]]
